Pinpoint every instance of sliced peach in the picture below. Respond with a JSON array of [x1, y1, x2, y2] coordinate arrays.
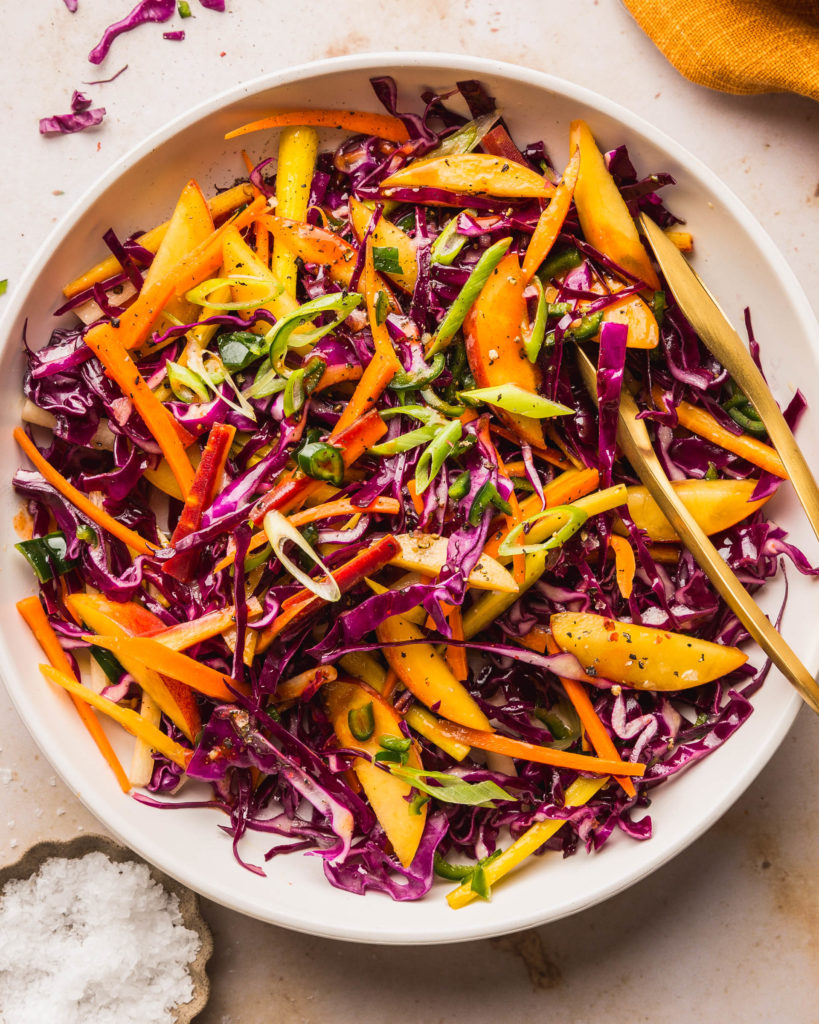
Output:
[[550, 611, 747, 690], [381, 154, 551, 199], [570, 119, 660, 290], [349, 198, 418, 293], [221, 227, 299, 333], [376, 613, 492, 731], [464, 251, 545, 450], [141, 179, 214, 324], [325, 678, 426, 867], [622, 478, 772, 543]]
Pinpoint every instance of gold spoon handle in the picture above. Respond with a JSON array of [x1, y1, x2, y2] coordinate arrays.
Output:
[[577, 347, 819, 714], [640, 213, 819, 545]]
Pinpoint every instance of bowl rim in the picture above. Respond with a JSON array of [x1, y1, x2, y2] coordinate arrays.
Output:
[[0, 50, 815, 945]]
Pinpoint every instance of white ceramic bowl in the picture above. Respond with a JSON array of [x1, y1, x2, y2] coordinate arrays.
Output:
[[2, 53, 817, 945]]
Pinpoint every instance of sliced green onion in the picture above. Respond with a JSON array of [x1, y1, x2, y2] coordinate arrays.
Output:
[[217, 331, 268, 372], [295, 441, 344, 486], [430, 215, 470, 266], [704, 462, 719, 481], [263, 510, 341, 602], [0, 280, 8, 297], [468, 481, 512, 526], [379, 734, 411, 753], [265, 292, 362, 372], [420, 387, 466, 417], [166, 361, 211, 403], [427, 237, 513, 356], [448, 470, 471, 501], [546, 301, 574, 318], [177, 0, 191, 14], [459, 383, 573, 419], [372, 246, 404, 276], [432, 111, 500, 158], [247, 359, 287, 400], [185, 276, 282, 311], [244, 543, 272, 573], [15, 532, 78, 583], [388, 764, 515, 807], [389, 353, 446, 392], [415, 419, 463, 494], [536, 246, 583, 282], [348, 703, 375, 741], [498, 503, 588, 556], [371, 424, 439, 457], [380, 404, 446, 426], [523, 275, 548, 363]]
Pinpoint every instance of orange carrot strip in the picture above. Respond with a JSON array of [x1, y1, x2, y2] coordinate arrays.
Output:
[[522, 147, 581, 283], [62, 183, 255, 298], [85, 195, 268, 358], [40, 665, 191, 769], [331, 238, 401, 434], [544, 634, 635, 797], [79, 334, 196, 496], [483, 467, 600, 560], [225, 109, 410, 144], [214, 497, 398, 574], [332, 354, 397, 436], [406, 479, 424, 516], [652, 386, 787, 479], [241, 150, 271, 265], [488, 423, 571, 469], [444, 604, 468, 682], [147, 605, 264, 652], [288, 497, 400, 528], [13, 428, 155, 557], [432, 719, 645, 777], [17, 597, 130, 793], [82, 634, 248, 701], [609, 534, 636, 600]]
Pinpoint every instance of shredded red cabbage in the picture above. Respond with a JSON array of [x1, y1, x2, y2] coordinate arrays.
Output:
[[15, 75, 816, 905]]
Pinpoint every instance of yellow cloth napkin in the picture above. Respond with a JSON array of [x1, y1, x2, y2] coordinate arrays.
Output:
[[623, 0, 819, 102]]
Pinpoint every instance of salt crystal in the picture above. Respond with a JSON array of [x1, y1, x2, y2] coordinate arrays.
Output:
[[0, 851, 201, 1024], [9, 840, 18, 849], [56, 807, 65, 816], [48, 776, 56, 787], [0, 768, 14, 785]]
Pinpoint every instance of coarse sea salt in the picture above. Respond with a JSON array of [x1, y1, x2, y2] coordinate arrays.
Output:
[[0, 851, 200, 1024]]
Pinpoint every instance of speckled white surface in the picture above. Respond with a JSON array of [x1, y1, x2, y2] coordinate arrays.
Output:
[[1, 2, 817, 1020]]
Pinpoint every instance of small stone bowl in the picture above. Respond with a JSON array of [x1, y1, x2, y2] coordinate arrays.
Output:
[[0, 833, 213, 1023]]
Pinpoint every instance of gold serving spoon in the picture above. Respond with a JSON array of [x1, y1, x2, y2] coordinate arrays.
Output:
[[639, 212, 819, 545], [576, 346, 819, 714]]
